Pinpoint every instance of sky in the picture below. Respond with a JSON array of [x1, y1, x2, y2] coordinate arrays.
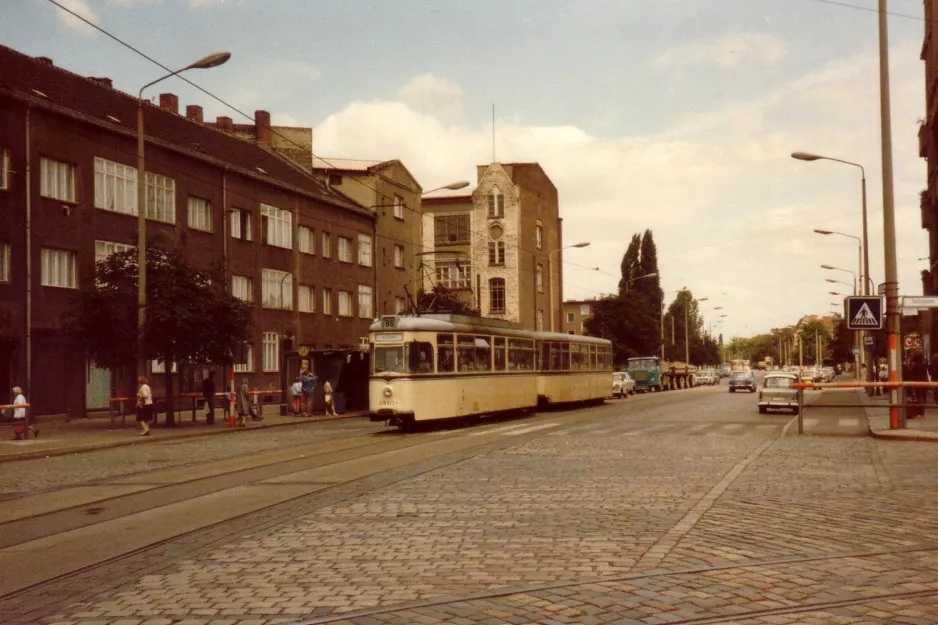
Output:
[[2, 0, 931, 339]]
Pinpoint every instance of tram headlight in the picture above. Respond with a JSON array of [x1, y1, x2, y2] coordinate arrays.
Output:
[[383, 386, 393, 398]]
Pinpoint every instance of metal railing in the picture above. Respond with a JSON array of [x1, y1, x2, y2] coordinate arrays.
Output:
[[792, 381, 938, 434], [107, 390, 282, 428]]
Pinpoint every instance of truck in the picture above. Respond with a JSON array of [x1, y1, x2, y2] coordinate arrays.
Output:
[[765, 356, 774, 370], [627, 356, 699, 392]]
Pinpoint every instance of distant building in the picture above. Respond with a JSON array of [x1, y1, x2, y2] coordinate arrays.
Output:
[[561, 300, 596, 336], [422, 163, 562, 331]]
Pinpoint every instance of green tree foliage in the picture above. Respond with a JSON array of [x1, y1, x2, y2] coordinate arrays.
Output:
[[827, 315, 854, 365], [636, 230, 662, 312], [663, 289, 713, 365], [416, 286, 478, 315], [617, 234, 642, 297], [64, 247, 252, 426]]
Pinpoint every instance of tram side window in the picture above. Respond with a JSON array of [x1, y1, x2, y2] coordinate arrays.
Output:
[[437, 334, 455, 372], [509, 338, 535, 370], [474, 336, 491, 371], [540, 342, 552, 371], [457, 334, 477, 371], [494, 337, 506, 371], [407, 341, 434, 373], [571, 344, 584, 370]]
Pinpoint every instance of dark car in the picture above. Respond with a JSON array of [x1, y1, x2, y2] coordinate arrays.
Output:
[[729, 369, 756, 393]]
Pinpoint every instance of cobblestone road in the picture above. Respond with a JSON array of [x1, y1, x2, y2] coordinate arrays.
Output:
[[7, 386, 938, 624]]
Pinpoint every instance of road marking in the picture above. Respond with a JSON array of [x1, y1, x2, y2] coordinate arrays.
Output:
[[804, 418, 820, 428], [837, 417, 860, 427], [757, 424, 778, 431], [502, 422, 560, 436], [687, 423, 711, 433], [723, 423, 744, 430], [469, 422, 538, 436]]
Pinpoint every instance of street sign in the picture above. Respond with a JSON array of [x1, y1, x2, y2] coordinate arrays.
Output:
[[902, 296, 938, 309], [863, 336, 874, 346], [844, 296, 884, 330], [904, 333, 923, 351], [878, 283, 886, 296], [852, 347, 861, 356]]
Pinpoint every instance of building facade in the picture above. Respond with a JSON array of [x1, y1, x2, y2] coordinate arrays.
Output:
[[0, 45, 376, 415], [920, 1, 938, 348], [561, 300, 596, 335], [312, 158, 424, 318], [422, 162, 562, 331]]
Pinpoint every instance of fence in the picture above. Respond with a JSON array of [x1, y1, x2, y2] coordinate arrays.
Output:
[[107, 389, 282, 428], [793, 381, 938, 433]]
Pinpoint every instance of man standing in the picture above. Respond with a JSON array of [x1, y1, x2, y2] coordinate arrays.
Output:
[[300, 369, 318, 417], [202, 371, 217, 425]]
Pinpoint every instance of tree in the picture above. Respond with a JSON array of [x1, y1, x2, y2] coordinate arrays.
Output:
[[636, 229, 662, 313], [585, 290, 660, 367], [64, 247, 252, 426], [617, 234, 642, 297], [415, 285, 478, 315]]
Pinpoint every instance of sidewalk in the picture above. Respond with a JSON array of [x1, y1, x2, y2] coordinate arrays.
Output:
[[0, 404, 370, 462], [857, 389, 938, 442]]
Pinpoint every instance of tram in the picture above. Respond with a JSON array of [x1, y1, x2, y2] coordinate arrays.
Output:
[[369, 314, 614, 429]]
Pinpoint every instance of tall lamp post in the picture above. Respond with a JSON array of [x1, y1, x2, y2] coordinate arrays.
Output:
[[548, 242, 589, 332], [136, 51, 231, 377], [823, 263, 862, 379], [685, 295, 708, 364]]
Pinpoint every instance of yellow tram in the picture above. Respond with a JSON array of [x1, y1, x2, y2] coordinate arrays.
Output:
[[369, 314, 613, 428]]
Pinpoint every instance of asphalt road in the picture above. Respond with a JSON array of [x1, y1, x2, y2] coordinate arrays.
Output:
[[3, 378, 932, 625]]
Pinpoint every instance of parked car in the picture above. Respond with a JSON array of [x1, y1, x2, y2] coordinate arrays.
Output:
[[729, 370, 756, 393], [800, 369, 818, 385], [612, 371, 635, 398], [758, 372, 799, 414]]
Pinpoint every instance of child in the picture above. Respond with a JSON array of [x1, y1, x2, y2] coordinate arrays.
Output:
[[290, 377, 303, 417]]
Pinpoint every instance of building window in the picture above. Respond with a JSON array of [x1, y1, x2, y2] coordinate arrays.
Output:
[[41, 248, 77, 288], [151, 359, 178, 374], [434, 214, 470, 245], [232, 275, 253, 302], [188, 196, 212, 232], [261, 268, 292, 309], [230, 208, 253, 241], [40, 158, 76, 202], [234, 343, 253, 373], [395, 296, 406, 314], [338, 290, 353, 317], [536, 310, 544, 331], [358, 284, 373, 318], [536, 223, 543, 250], [298, 285, 315, 313], [393, 194, 404, 220], [393, 244, 404, 269], [0, 149, 9, 190], [94, 240, 134, 265], [435, 259, 471, 289], [566, 312, 575, 324], [358, 234, 372, 267], [146, 172, 175, 223], [260, 203, 292, 249], [0, 243, 9, 282], [322, 287, 333, 315], [262, 332, 279, 372], [298, 226, 315, 254], [487, 189, 504, 219], [322, 232, 332, 258], [94, 157, 135, 214], [489, 278, 505, 313], [488, 241, 505, 266], [580, 304, 591, 315], [536, 264, 544, 293], [338, 237, 353, 263]]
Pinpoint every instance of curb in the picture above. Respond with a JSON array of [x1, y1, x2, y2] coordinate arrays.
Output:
[[0, 412, 368, 463], [869, 429, 938, 442]]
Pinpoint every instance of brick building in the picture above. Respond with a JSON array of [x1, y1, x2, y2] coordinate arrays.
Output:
[[0, 45, 377, 416], [919, 0, 938, 347], [421, 163, 562, 331], [312, 157, 423, 317]]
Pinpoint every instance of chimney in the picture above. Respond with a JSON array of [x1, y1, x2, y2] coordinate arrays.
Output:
[[88, 77, 113, 89], [255, 110, 272, 146], [35, 56, 54, 66], [159, 93, 179, 114], [186, 104, 204, 123], [216, 116, 233, 132]]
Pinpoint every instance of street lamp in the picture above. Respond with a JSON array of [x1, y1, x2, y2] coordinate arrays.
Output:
[[814, 229, 866, 292], [137, 51, 231, 377], [548, 242, 590, 332], [421, 180, 471, 195], [623, 272, 658, 293], [821, 264, 857, 295]]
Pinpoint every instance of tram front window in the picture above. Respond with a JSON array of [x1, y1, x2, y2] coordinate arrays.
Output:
[[374, 346, 404, 373], [406, 342, 434, 373]]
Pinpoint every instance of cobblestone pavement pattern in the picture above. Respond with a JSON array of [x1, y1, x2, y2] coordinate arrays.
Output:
[[8, 388, 938, 624]]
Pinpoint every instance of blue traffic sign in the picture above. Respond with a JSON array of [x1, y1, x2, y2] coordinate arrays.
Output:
[[844, 296, 884, 330]]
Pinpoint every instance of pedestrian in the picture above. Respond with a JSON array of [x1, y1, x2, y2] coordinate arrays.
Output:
[[201, 371, 217, 424], [136, 376, 153, 436], [929, 352, 938, 403], [290, 376, 303, 417], [300, 369, 318, 417], [237, 377, 262, 427], [10, 386, 37, 440], [323, 379, 337, 416], [907, 351, 929, 419]]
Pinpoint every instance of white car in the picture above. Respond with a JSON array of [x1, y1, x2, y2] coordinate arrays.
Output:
[[612, 372, 635, 398]]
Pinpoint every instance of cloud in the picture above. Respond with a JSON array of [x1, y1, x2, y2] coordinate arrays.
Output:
[[652, 32, 787, 70], [396, 74, 463, 120], [52, 0, 99, 35]]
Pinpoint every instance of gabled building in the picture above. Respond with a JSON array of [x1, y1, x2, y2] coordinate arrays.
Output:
[[312, 157, 424, 318], [0, 45, 375, 415], [422, 162, 562, 331]]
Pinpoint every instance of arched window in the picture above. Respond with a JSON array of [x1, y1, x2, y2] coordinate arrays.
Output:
[[489, 278, 506, 314], [488, 224, 505, 266], [487, 187, 504, 219]]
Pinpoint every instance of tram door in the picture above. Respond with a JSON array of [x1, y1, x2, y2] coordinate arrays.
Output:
[[85, 359, 111, 410]]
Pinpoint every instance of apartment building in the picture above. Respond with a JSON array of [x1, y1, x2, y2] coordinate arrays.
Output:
[[561, 300, 596, 336]]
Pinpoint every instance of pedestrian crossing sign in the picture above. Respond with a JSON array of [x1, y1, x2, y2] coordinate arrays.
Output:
[[844, 296, 884, 330]]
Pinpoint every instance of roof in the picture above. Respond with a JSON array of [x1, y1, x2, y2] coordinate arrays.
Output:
[[0, 45, 362, 214], [312, 156, 385, 172]]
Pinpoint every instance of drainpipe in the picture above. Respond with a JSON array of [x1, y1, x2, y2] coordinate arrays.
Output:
[[24, 105, 32, 400]]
